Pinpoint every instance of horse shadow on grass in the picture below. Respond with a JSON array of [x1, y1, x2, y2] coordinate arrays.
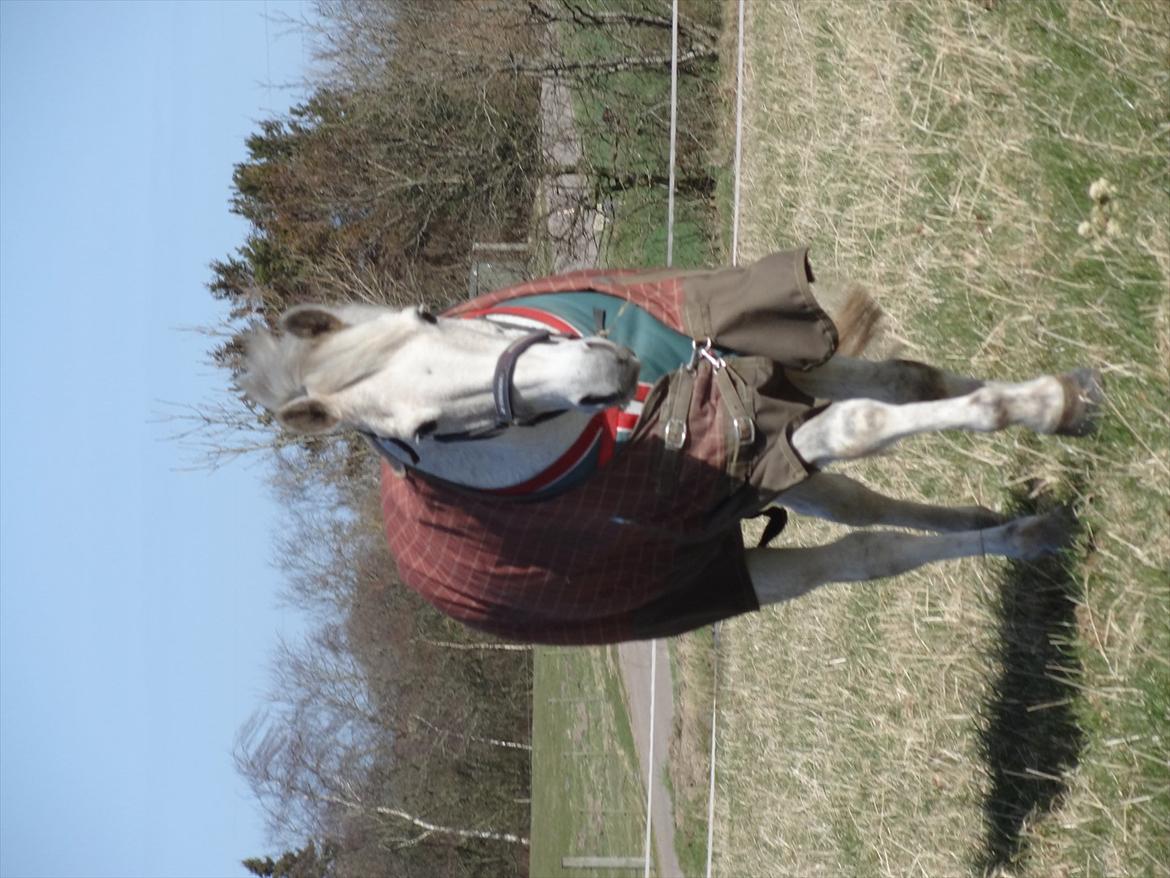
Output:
[[975, 484, 1088, 875]]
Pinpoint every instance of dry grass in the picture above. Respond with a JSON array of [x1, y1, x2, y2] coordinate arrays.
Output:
[[666, 630, 720, 877], [697, 1, 1170, 875]]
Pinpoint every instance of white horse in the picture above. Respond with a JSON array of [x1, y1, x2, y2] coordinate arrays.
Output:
[[240, 288, 1100, 619]]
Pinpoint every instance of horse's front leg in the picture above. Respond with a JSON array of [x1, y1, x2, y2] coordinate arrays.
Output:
[[775, 471, 1003, 532], [746, 509, 1074, 607], [789, 369, 1101, 466]]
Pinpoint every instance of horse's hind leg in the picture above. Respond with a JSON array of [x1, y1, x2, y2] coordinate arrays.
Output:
[[790, 369, 1102, 466], [776, 472, 1003, 532], [785, 355, 984, 403], [746, 508, 1074, 606]]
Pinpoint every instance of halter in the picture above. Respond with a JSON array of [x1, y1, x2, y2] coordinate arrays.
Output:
[[364, 325, 569, 470], [490, 328, 555, 426]]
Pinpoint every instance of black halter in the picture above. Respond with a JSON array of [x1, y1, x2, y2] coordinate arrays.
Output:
[[363, 327, 566, 470], [490, 328, 553, 425]]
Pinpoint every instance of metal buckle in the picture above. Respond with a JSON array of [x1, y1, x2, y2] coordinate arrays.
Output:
[[664, 418, 688, 450], [687, 337, 725, 372], [686, 339, 702, 371], [732, 415, 756, 446], [700, 346, 726, 371]]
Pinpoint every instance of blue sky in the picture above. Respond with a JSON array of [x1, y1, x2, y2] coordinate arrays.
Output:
[[1, 3, 312, 876]]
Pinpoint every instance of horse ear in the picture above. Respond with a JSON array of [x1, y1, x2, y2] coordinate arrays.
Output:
[[277, 397, 338, 434], [282, 306, 347, 339]]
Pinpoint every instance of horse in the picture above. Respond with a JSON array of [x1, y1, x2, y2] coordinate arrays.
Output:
[[239, 250, 1101, 645]]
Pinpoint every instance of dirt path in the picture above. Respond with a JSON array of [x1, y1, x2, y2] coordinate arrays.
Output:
[[538, 28, 682, 875]]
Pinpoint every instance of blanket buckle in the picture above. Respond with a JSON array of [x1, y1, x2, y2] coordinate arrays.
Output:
[[732, 414, 756, 446], [687, 337, 725, 372]]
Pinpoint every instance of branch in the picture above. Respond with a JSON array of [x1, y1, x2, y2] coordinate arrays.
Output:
[[318, 792, 529, 848], [417, 638, 532, 652], [410, 714, 532, 752], [506, 46, 716, 77], [528, 0, 719, 47], [373, 806, 530, 847]]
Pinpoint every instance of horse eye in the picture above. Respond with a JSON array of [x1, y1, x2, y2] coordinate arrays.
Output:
[[417, 308, 438, 325], [413, 419, 438, 441]]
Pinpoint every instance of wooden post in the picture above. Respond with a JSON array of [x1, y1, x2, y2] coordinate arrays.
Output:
[[468, 241, 530, 297]]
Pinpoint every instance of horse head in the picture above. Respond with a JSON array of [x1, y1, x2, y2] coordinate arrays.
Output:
[[239, 303, 640, 447]]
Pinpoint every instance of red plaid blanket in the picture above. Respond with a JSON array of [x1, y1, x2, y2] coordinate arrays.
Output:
[[380, 253, 836, 644]]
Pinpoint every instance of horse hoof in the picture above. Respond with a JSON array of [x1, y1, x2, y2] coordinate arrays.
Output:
[[1006, 507, 1077, 560], [1054, 368, 1103, 437]]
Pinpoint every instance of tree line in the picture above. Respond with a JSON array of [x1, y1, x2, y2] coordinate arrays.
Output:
[[206, 2, 724, 875]]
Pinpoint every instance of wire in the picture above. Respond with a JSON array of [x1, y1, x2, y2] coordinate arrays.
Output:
[[665, 0, 680, 270], [731, 0, 745, 269], [707, 8, 746, 877], [645, 5, 680, 876], [650, 2, 745, 875], [642, 640, 658, 878]]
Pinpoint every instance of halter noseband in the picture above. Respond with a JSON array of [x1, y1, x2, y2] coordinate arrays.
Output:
[[491, 328, 553, 425], [365, 326, 566, 470], [429, 327, 565, 442]]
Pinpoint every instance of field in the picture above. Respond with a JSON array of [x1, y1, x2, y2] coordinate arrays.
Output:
[[530, 646, 653, 877], [530, 1, 1167, 876], [703, 1, 1169, 876]]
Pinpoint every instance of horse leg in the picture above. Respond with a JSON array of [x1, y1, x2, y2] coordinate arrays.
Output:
[[776, 471, 1003, 532], [785, 354, 984, 403], [789, 369, 1101, 466], [746, 509, 1074, 606]]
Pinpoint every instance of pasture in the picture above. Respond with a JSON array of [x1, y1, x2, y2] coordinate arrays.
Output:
[[530, 647, 652, 877], [530, 1, 1166, 875], [701, 1, 1169, 876]]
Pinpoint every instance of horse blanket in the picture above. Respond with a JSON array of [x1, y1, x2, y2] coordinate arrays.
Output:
[[380, 249, 839, 644]]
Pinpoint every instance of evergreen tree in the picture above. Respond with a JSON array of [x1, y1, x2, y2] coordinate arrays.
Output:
[[242, 840, 337, 878]]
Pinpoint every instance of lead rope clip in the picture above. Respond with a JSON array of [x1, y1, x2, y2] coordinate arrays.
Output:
[[687, 337, 725, 372]]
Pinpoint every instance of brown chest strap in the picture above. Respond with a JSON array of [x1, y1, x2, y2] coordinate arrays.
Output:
[[656, 340, 757, 497]]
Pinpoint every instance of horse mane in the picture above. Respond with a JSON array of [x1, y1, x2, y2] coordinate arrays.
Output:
[[237, 330, 311, 412], [238, 307, 421, 414]]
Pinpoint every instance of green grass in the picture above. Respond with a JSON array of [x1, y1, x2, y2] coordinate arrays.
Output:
[[533, 4, 1167, 875], [530, 646, 651, 878], [893, 12, 1169, 869]]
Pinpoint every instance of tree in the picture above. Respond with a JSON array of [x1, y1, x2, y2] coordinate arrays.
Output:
[[243, 841, 338, 878], [206, 4, 726, 875]]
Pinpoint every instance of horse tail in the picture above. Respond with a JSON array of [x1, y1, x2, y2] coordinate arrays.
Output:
[[832, 284, 884, 358]]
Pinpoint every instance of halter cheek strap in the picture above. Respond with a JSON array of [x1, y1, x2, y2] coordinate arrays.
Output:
[[492, 329, 552, 424]]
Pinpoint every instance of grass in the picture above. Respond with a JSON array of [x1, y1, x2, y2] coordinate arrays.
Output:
[[664, 631, 720, 878], [693, 1, 1170, 876], [530, 646, 651, 877]]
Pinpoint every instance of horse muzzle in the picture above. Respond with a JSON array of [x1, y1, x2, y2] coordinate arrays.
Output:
[[578, 338, 641, 408]]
